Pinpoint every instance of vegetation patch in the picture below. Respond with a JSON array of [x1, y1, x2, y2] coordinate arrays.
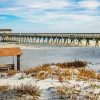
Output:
[[24, 60, 87, 80], [77, 68, 96, 80], [56, 60, 87, 69], [24, 64, 51, 75], [6, 70, 17, 76], [13, 84, 41, 100], [0, 85, 9, 92], [96, 74, 100, 80], [56, 84, 81, 99]]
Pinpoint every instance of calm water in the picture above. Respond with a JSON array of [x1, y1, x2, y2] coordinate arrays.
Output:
[[0, 44, 100, 72]]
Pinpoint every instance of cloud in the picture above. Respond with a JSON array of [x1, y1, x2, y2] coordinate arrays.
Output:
[[78, 0, 100, 9], [25, 12, 99, 26], [28, 1, 71, 10], [0, 0, 100, 16], [0, 7, 20, 12], [0, 0, 100, 32]]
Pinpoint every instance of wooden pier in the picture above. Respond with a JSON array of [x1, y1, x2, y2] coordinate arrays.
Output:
[[0, 33, 100, 46]]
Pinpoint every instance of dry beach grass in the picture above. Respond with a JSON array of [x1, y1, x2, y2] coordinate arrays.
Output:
[[7, 70, 17, 76], [0, 60, 99, 100], [13, 84, 41, 100], [24, 60, 88, 81]]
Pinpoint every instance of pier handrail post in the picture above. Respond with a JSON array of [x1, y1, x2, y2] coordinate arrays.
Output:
[[17, 55, 20, 71]]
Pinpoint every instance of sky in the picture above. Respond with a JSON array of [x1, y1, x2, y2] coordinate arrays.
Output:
[[0, 0, 100, 33]]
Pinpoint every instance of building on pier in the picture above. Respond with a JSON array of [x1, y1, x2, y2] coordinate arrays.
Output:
[[0, 29, 12, 33]]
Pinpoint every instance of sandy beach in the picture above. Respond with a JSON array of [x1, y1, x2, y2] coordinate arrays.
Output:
[[0, 43, 41, 49]]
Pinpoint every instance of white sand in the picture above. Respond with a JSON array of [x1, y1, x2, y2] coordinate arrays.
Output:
[[0, 72, 100, 100], [0, 40, 99, 50], [0, 43, 41, 49]]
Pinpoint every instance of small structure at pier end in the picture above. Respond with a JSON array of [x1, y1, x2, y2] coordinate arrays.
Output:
[[0, 29, 12, 33], [0, 47, 22, 71]]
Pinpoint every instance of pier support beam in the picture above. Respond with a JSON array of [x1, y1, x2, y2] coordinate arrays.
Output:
[[86, 39, 89, 46], [43, 38, 45, 43], [78, 39, 82, 45], [95, 40, 99, 46]]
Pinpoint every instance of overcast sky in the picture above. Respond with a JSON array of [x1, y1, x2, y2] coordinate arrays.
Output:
[[0, 0, 100, 33]]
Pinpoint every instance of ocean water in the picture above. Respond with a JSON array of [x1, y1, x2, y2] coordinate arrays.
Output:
[[0, 44, 100, 72]]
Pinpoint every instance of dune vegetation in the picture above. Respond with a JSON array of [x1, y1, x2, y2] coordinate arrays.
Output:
[[0, 60, 99, 100]]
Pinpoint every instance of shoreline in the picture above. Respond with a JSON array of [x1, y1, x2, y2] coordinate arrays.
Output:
[[0, 42, 44, 49], [0, 42, 99, 49]]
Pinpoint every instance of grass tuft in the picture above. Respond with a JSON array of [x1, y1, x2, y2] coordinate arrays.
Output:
[[96, 74, 100, 80], [77, 68, 96, 80], [13, 84, 41, 100], [7, 70, 17, 76], [0, 85, 9, 91], [56, 60, 87, 69]]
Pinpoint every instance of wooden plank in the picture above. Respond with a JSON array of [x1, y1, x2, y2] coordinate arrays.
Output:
[[0, 64, 14, 70], [0, 48, 22, 56]]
